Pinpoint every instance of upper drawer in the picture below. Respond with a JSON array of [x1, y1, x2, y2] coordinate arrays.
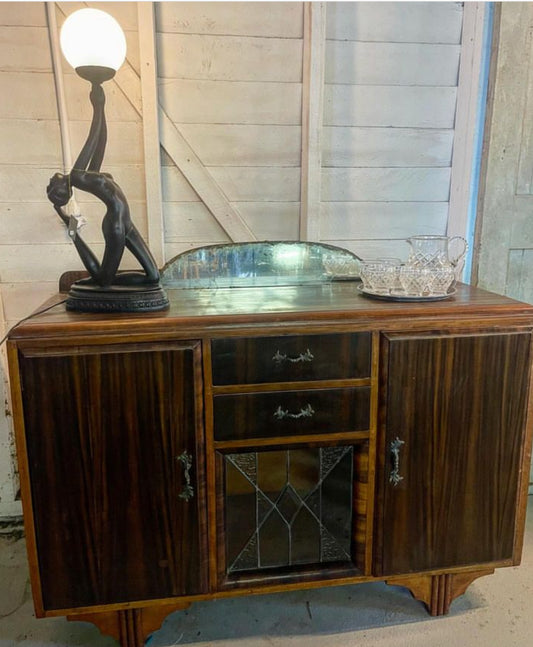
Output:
[[211, 333, 371, 385]]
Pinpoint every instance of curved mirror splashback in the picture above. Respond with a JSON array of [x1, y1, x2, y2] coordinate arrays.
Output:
[[161, 241, 361, 289]]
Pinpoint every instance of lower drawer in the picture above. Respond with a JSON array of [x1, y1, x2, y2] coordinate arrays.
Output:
[[213, 387, 371, 441]]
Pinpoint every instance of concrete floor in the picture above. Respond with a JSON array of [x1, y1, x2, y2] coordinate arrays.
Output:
[[0, 497, 531, 647]]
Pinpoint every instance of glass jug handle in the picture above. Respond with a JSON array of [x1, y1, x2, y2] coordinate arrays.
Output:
[[448, 236, 468, 266]]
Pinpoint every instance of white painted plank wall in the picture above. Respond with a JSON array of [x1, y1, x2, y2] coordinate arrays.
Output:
[[0, 1, 61, 329], [322, 1, 463, 260], [156, 2, 304, 256]]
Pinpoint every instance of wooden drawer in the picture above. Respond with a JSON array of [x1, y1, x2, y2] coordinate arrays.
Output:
[[213, 387, 371, 441], [211, 333, 371, 385]]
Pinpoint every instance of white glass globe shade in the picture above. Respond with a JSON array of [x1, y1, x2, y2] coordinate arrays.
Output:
[[60, 8, 127, 71]]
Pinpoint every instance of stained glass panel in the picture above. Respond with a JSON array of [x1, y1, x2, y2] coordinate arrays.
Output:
[[224, 446, 354, 574]]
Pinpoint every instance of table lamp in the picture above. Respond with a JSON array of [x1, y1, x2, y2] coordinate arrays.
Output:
[[47, 8, 169, 313]]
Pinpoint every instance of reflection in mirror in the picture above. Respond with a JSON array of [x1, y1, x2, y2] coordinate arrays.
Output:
[[161, 241, 361, 289]]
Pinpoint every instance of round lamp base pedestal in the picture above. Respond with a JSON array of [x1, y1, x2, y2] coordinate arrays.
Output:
[[66, 281, 169, 313]]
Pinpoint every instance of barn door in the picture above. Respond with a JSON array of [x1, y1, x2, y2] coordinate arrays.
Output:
[[474, 4, 533, 488]]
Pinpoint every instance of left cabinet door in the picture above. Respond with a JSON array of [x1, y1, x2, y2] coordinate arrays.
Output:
[[16, 341, 208, 612]]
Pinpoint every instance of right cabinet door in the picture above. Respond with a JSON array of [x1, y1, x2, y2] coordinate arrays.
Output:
[[375, 331, 532, 576]]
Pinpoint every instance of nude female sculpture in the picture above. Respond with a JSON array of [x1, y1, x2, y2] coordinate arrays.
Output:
[[46, 83, 160, 290]]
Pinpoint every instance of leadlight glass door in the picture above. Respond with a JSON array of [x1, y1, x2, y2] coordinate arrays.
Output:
[[219, 445, 361, 580]]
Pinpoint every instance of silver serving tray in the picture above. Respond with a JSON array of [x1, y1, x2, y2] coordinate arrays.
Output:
[[358, 285, 456, 302]]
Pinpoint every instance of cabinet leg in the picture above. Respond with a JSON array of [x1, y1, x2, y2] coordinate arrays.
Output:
[[117, 610, 144, 647], [68, 602, 191, 646], [386, 568, 494, 616]]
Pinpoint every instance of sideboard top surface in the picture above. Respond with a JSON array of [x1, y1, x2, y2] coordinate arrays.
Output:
[[8, 282, 533, 341]]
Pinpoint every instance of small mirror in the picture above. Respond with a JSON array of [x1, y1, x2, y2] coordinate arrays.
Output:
[[161, 241, 361, 289]]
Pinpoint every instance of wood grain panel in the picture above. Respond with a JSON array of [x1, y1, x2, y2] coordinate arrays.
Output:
[[322, 127, 453, 168], [212, 333, 371, 385], [376, 331, 532, 575], [19, 342, 208, 610], [353, 443, 369, 572], [9, 283, 533, 345], [326, 2, 463, 43], [157, 33, 302, 82], [324, 85, 457, 128], [160, 79, 301, 125], [325, 41, 460, 86], [213, 387, 371, 441], [156, 2, 303, 38]]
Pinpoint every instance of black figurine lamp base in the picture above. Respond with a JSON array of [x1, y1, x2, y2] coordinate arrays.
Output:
[[66, 282, 169, 313]]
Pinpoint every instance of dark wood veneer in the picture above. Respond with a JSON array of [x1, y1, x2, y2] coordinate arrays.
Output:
[[211, 333, 371, 384], [376, 331, 532, 575], [7, 281, 533, 644], [19, 342, 208, 610], [213, 387, 370, 441]]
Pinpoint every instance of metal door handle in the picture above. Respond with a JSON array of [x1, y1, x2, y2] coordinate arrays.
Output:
[[273, 404, 315, 420], [272, 349, 314, 364], [389, 437, 405, 486], [176, 451, 194, 501]]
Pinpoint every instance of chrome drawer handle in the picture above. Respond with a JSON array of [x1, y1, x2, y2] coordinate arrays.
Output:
[[176, 451, 194, 501], [272, 348, 314, 364], [389, 437, 405, 486], [274, 404, 315, 420]]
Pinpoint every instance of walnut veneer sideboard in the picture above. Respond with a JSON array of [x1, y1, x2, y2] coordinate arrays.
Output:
[[6, 281, 533, 646]]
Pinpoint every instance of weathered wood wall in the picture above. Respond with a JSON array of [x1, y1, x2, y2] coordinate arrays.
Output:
[[0, 1, 482, 515], [321, 1, 462, 258], [157, 1, 304, 257]]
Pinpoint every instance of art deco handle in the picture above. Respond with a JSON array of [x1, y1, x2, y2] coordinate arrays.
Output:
[[274, 404, 315, 420], [272, 349, 314, 364], [389, 437, 405, 486], [177, 451, 194, 501]]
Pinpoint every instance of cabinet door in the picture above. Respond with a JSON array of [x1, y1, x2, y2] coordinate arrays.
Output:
[[217, 443, 370, 587], [19, 341, 207, 611], [375, 331, 531, 576]]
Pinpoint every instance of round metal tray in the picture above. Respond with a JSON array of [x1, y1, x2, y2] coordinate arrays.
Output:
[[357, 285, 456, 302]]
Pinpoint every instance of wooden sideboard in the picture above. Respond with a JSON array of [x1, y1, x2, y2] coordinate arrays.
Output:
[[6, 282, 533, 646]]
